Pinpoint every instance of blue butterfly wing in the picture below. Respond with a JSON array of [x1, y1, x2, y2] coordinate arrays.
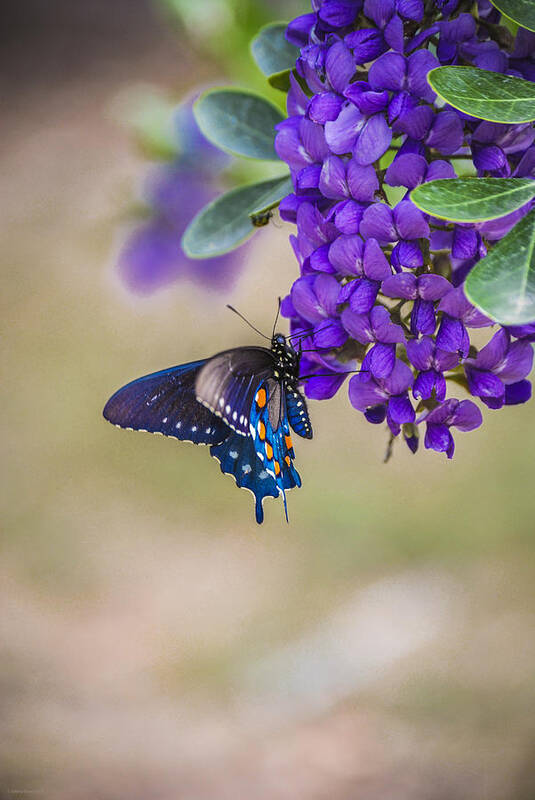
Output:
[[210, 432, 280, 524], [103, 360, 228, 444], [286, 388, 313, 439], [249, 380, 302, 521]]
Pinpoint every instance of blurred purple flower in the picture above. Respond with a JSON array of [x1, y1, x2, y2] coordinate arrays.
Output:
[[118, 99, 244, 295]]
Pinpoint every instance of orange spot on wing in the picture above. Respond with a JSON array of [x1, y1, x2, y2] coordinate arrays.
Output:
[[266, 442, 273, 460], [256, 388, 267, 408], [285, 455, 291, 467], [274, 460, 281, 476], [258, 421, 266, 441], [284, 434, 293, 450]]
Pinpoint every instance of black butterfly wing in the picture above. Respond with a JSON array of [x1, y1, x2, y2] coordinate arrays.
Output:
[[286, 388, 313, 439], [103, 359, 228, 444], [210, 432, 280, 524], [195, 347, 275, 436]]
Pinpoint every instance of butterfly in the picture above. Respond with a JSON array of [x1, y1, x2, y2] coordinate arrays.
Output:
[[102, 316, 313, 524]]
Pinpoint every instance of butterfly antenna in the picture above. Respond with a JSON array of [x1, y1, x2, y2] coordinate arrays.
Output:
[[272, 297, 282, 339], [226, 305, 271, 340]]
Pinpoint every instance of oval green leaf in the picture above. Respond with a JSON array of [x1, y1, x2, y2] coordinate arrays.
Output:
[[194, 89, 284, 161], [182, 174, 292, 258], [428, 66, 535, 123], [411, 178, 535, 222], [490, 0, 535, 31], [465, 208, 535, 325], [250, 22, 298, 77], [268, 69, 292, 93]]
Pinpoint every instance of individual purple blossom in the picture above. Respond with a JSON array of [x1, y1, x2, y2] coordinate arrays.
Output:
[[464, 328, 534, 408], [382, 273, 452, 334], [324, 103, 392, 165], [342, 305, 405, 378], [349, 359, 415, 433], [406, 336, 459, 400], [336, 237, 392, 312], [360, 200, 429, 270], [420, 399, 483, 458], [436, 286, 493, 356]]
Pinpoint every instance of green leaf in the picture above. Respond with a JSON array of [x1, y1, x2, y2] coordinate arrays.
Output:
[[268, 69, 292, 93], [428, 66, 535, 124], [194, 89, 284, 161], [490, 0, 535, 32], [411, 178, 535, 222], [250, 22, 298, 77], [182, 174, 291, 258], [465, 208, 535, 325]]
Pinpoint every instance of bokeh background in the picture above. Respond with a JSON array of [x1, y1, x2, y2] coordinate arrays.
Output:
[[2, 2, 535, 798]]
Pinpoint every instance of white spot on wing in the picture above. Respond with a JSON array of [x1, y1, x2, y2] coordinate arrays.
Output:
[[229, 450, 238, 459], [242, 464, 252, 474]]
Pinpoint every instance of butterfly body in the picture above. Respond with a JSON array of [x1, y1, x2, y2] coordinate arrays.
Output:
[[103, 333, 312, 523]]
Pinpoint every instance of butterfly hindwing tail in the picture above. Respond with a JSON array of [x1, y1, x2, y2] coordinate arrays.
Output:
[[210, 432, 279, 524]]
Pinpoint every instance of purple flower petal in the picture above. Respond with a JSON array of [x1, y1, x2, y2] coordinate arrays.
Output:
[[465, 367, 504, 399], [305, 372, 348, 400], [436, 315, 470, 356], [497, 340, 534, 383], [349, 278, 380, 312], [319, 0, 360, 27], [316, 273, 343, 316], [325, 40, 356, 93], [368, 342, 397, 378], [363, 237, 392, 280], [324, 103, 363, 154], [328, 233, 364, 275], [425, 423, 454, 457], [417, 274, 452, 300], [392, 240, 424, 269], [345, 28, 386, 63], [319, 155, 348, 199], [348, 374, 386, 410], [407, 50, 439, 101], [286, 13, 316, 46], [308, 92, 345, 123], [382, 272, 418, 299], [393, 201, 430, 239], [411, 298, 436, 335], [368, 52, 406, 91], [341, 307, 374, 342], [385, 359, 414, 394], [314, 318, 348, 348], [388, 394, 416, 423], [370, 304, 405, 343], [353, 112, 392, 165], [450, 399, 483, 431], [505, 379, 532, 405], [360, 203, 396, 242], [347, 161, 379, 201], [426, 110, 464, 154], [406, 336, 434, 370], [333, 199, 366, 234], [385, 153, 427, 189]]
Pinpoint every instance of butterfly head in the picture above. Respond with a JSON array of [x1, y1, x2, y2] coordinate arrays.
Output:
[[271, 332, 299, 383]]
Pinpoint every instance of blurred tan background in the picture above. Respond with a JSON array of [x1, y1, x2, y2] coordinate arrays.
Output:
[[2, 2, 535, 798]]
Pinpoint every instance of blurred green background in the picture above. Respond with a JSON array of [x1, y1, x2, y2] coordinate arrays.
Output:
[[2, 2, 535, 798]]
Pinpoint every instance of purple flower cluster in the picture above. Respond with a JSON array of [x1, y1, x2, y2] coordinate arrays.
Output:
[[277, 0, 535, 457], [119, 100, 243, 294]]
